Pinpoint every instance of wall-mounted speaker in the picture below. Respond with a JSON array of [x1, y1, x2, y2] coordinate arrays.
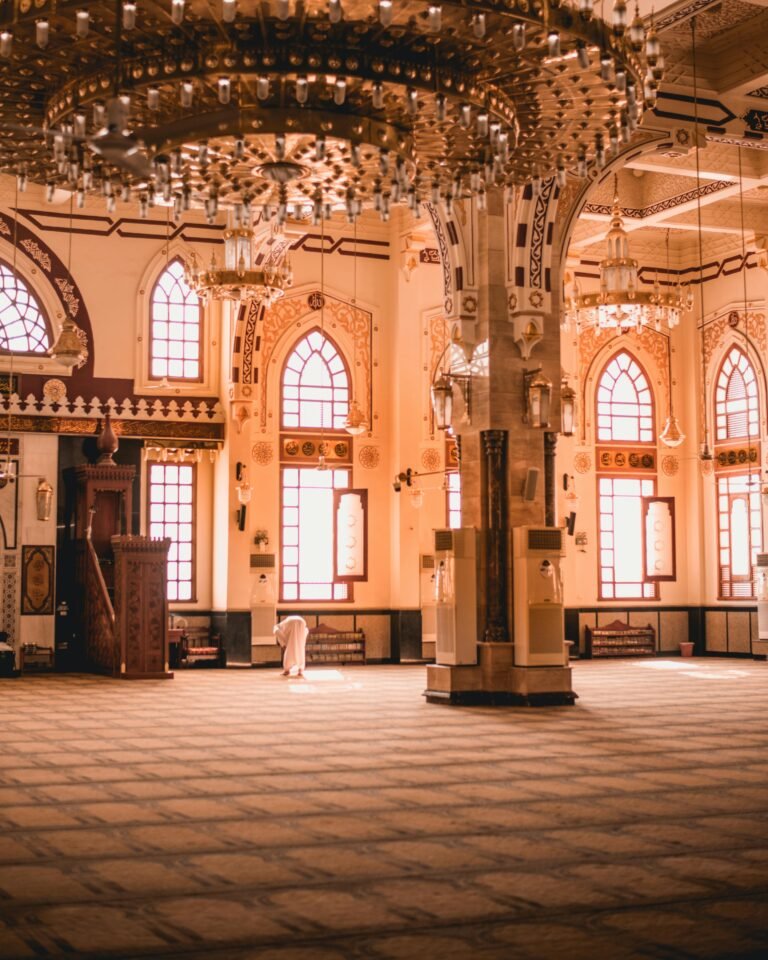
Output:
[[522, 467, 539, 501], [237, 505, 247, 531], [566, 511, 576, 536]]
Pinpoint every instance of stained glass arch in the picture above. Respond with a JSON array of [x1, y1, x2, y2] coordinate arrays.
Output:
[[0, 261, 51, 354], [150, 259, 201, 380], [281, 329, 350, 430], [715, 346, 760, 441], [596, 350, 655, 443]]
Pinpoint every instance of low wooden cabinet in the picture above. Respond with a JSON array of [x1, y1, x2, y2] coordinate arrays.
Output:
[[584, 620, 656, 658]]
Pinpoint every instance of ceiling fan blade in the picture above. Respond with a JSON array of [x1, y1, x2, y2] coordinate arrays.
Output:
[[89, 138, 153, 179]]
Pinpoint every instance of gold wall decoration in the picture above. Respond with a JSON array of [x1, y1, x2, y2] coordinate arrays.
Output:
[[596, 447, 656, 472], [714, 445, 759, 470], [21, 545, 55, 616], [281, 435, 351, 465]]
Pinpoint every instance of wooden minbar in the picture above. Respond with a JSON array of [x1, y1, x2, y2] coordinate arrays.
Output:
[[584, 620, 656, 658]]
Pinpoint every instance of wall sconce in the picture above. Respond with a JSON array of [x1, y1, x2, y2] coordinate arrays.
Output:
[[523, 367, 553, 428], [36, 478, 53, 521], [235, 462, 252, 504], [561, 379, 576, 437], [430, 372, 472, 432], [393, 468, 415, 492], [563, 474, 580, 511]]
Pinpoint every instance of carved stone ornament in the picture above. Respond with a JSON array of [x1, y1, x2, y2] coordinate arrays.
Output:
[[358, 446, 381, 470], [251, 441, 274, 466], [510, 312, 544, 360]]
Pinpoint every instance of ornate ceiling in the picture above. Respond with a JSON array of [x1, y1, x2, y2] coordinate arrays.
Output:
[[569, 0, 768, 270]]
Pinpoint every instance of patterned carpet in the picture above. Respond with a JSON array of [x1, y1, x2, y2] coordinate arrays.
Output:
[[0, 660, 767, 960]]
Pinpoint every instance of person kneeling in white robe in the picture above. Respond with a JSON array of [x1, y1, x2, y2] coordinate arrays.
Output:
[[273, 616, 308, 677]]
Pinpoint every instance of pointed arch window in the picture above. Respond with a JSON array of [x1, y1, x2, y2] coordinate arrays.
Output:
[[150, 260, 201, 381], [596, 351, 654, 443], [0, 261, 51, 354], [281, 330, 350, 430], [715, 346, 759, 441], [595, 350, 659, 600]]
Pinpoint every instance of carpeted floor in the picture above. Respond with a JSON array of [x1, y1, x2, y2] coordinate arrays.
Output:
[[0, 659, 767, 960]]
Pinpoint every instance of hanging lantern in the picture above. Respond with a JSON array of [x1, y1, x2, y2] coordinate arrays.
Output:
[[561, 380, 577, 437], [431, 374, 454, 431], [659, 414, 685, 448], [50, 319, 85, 369], [36, 478, 53, 521], [344, 399, 368, 436], [524, 369, 553, 429]]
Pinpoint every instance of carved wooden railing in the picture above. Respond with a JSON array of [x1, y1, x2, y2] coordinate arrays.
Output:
[[83, 537, 117, 675]]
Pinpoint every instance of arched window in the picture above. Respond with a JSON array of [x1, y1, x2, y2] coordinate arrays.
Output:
[[280, 330, 352, 602], [150, 260, 201, 381], [595, 350, 658, 600], [596, 351, 654, 443], [282, 329, 349, 430], [0, 261, 51, 353], [715, 346, 759, 441], [713, 346, 762, 598]]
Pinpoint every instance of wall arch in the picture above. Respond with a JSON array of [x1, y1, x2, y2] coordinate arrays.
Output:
[[134, 239, 220, 396], [252, 283, 374, 435]]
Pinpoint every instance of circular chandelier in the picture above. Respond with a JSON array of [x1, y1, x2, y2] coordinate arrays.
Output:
[[0, 0, 662, 222], [562, 180, 692, 335], [184, 216, 292, 302]]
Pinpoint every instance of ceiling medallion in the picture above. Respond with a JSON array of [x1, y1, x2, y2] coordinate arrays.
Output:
[[0, 1, 661, 224], [562, 177, 692, 335]]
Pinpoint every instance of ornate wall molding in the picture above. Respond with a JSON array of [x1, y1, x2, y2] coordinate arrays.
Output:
[[257, 290, 373, 432]]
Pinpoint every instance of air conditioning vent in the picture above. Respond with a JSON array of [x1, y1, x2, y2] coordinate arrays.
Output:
[[758, 554, 768, 568], [421, 554, 435, 569], [527, 528, 562, 552], [250, 553, 277, 568], [434, 530, 454, 552]]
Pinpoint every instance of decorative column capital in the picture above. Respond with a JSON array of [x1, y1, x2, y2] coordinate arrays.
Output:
[[481, 428, 507, 458]]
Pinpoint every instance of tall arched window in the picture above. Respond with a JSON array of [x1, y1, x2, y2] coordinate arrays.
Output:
[[280, 330, 351, 602], [282, 329, 349, 429], [595, 350, 658, 600], [714, 346, 762, 598], [596, 351, 654, 442], [150, 260, 201, 381], [715, 346, 759, 441], [0, 261, 51, 353]]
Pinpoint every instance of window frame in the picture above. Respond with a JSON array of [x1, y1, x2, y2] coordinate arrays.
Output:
[[596, 473, 660, 601], [148, 257, 204, 384], [0, 257, 54, 357], [280, 327, 351, 433], [146, 461, 197, 604], [279, 464, 354, 603], [714, 345, 760, 442], [716, 472, 762, 600], [595, 350, 656, 446], [446, 470, 461, 530]]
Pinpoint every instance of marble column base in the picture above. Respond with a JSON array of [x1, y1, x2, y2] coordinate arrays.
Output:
[[424, 642, 576, 706]]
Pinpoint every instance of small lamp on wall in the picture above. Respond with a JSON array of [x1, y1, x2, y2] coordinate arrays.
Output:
[[235, 463, 252, 504], [431, 373, 454, 431], [561, 379, 576, 437], [523, 367, 553, 429], [36, 478, 53, 521]]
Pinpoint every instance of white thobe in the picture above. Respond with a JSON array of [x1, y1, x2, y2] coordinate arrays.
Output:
[[273, 616, 308, 673]]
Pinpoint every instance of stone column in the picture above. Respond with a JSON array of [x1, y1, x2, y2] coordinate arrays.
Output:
[[481, 429, 509, 642], [425, 185, 574, 706]]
